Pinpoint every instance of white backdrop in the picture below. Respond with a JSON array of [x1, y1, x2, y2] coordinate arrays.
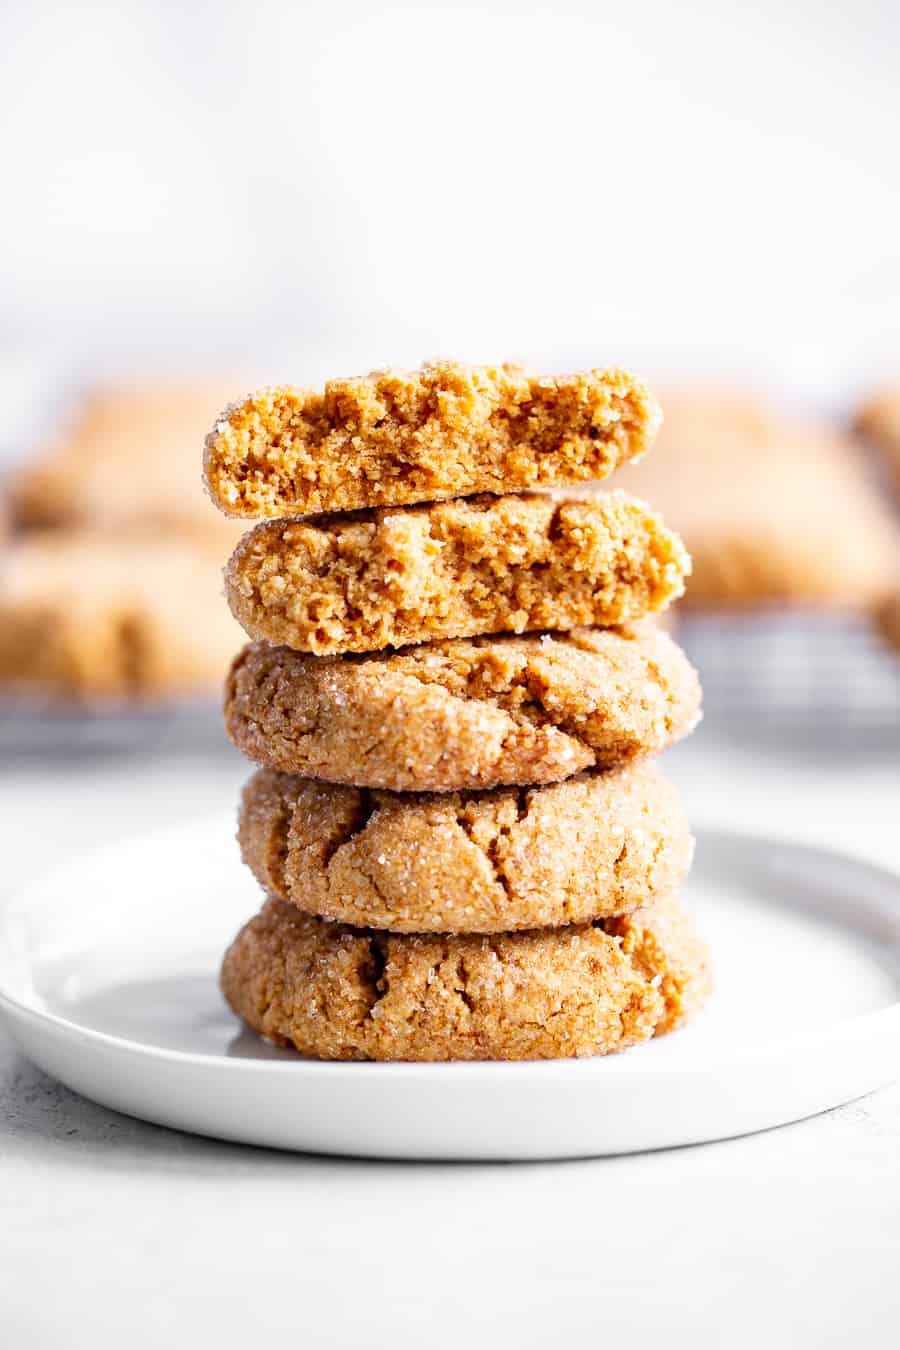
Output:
[[1, 0, 899, 405]]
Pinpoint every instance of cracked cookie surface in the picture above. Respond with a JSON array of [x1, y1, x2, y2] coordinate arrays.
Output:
[[204, 362, 662, 518], [219, 893, 711, 1061], [224, 626, 701, 790], [238, 763, 693, 933], [225, 490, 689, 654]]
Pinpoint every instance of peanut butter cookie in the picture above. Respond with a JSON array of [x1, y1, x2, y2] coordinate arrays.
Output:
[[225, 490, 689, 654], [220, 893, 711, 1061], [224, 626, 701, 791], [204, 362, 662, 518], [0, 531, 242, 699], [615, 406, 898, 608], [11, 381, 244, 543], [238, 763, 693, 933]]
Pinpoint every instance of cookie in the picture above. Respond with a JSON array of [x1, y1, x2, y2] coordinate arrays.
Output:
[[855, 385, 900, 491], [237, 763, 692, 933], [203, 362, 662, 518], [10, 381, 245, 543], [0, 531, 242, 699], [224, 626, 701, 791], [614, 408, 899, 608], [225, 490, 689, 655], [650, 388, 779, 450], [220, 892, 711, 1061]]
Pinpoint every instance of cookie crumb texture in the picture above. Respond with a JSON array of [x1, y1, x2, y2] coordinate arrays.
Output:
[[220, 894, 711, 1061], [238, 763, 693, 933], [224, 626, 701, 790], [225, 490, 689, 654], [204, 363, 662, 518]]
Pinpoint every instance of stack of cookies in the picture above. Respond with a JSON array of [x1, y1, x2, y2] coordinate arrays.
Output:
[[203, 362, 711, 1061]]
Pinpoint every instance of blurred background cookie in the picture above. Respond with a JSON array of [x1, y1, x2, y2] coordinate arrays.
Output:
[[855, 383, 900, 495], [0, 380, 248, 737], [609, 390, 900, 733], [615, 394, 899, 610], [0, 530, 241, 701], [9, 381, 245, 541]]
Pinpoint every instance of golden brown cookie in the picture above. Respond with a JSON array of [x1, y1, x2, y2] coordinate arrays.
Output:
[[225, 490, 689, 655], [220, 893, 711, 1061], [855, 384, 900, 492], [614, 403, 899, 608], [224, 626, 701, 791], [10, 381, 245, 544], [0, 531, 242, 700], [238, 763, 693, 933], [650, 388, 779, 451], [203, 362, 662, 518]]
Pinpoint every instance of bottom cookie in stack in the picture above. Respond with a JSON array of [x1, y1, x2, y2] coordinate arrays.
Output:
[[220, 893, 711, 1062]]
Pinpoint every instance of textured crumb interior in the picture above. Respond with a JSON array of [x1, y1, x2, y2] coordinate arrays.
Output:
[[204, 362, 663, 517], [225, 490, 689, 654]]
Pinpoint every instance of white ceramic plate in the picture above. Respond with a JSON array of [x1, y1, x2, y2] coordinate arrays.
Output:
[[1, 818, 899, 1160]]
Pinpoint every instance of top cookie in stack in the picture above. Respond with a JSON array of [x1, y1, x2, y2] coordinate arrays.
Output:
[[203, 362, 662, 518]]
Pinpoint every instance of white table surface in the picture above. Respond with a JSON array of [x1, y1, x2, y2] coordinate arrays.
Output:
[[2, 728, 899, 1349]]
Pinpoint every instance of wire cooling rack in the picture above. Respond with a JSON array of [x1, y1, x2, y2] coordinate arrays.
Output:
[[678, 611, 900, 737], [0, 697, 231, 758]]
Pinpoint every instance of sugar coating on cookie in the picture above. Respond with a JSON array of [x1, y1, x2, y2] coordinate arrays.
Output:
[[238, 763, 693, 933], [224, 490, 689, 655], [203, 363, 663, 518], [224, 626, 702, 791], [219, 893, 711, 1061], [0, 531, 242, 699]]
